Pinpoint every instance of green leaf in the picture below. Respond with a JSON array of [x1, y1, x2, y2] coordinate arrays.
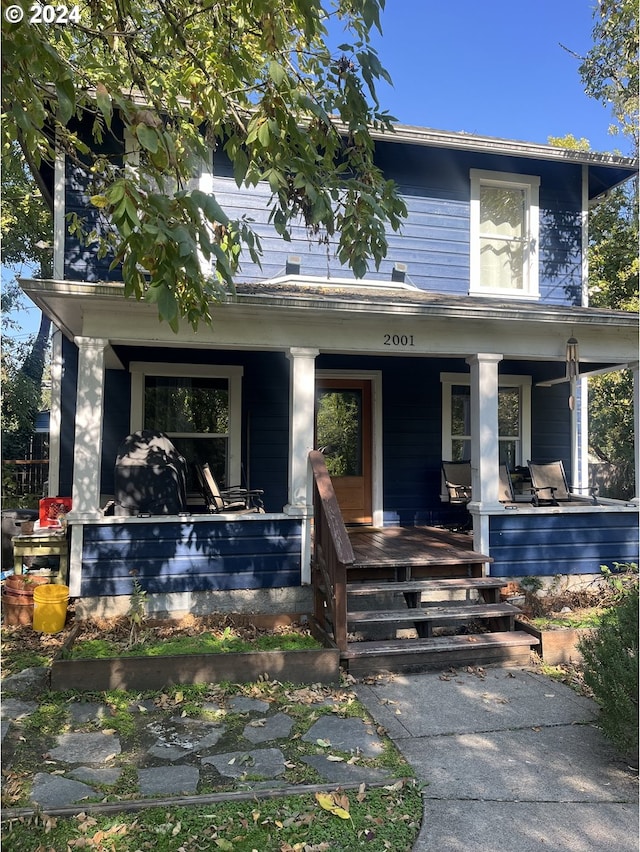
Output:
[[192, 190, 229, 225], [56, 76, 75, 125], [90, 195, 109, 209], [152, 282, 178, 323], [136, 123, 159, 154], [257, 120, 270, 148], [232, 149, 249, 186], [106, 183, 126, 204], [95, 83, 112, 130], [268, 60, 287, 87]]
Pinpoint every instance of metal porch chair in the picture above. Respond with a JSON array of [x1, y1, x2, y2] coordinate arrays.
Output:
[[442, 461, 472, 505], [527, 460, 598, 506]]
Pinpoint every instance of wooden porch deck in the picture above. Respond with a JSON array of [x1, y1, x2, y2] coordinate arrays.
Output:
[[347, 525, 492, 580]]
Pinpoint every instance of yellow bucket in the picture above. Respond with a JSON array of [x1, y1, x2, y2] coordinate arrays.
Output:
[[33, 584, 69, 633]]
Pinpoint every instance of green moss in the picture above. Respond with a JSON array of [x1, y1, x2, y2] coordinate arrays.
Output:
[[65, 631, 321, 660], [529, 610, 604, 631]]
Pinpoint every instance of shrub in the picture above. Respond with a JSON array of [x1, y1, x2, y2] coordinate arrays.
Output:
[[579, 578, 638, 756]]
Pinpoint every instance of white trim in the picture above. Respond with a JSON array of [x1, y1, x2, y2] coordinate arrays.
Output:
[[129, 362, 244, 485], [53, 150, 66, 280], [286, 348, 319, 585], [578, 376, 589, 491], [198, 151, 215, 276], [316, 369, 384, 528], [581, 164, 589, 307], [470, 169, 540, 299]]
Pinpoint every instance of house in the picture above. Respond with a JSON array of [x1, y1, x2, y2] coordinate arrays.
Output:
[[21, 123, 638, 630]]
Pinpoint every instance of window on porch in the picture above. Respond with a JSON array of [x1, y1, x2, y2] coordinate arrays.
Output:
[[441, 373, 532, 495], [144, 375, 229, 486], [130, 363, 243, 493]]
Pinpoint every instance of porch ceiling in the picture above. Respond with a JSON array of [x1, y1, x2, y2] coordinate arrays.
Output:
[[20, 277, 639, 367]]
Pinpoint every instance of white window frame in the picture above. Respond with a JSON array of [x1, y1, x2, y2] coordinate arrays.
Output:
[[440, 372, 532, 498], [470, 169, 540, 299], [130, 362, 244, 485]]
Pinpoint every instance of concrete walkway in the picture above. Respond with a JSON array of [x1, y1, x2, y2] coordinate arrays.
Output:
[[355, 667, 638, 852]]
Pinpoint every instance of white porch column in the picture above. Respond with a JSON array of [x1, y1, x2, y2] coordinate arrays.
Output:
[[285, 347, 319, 585], [467, 354, 502, 558], [69, 337, 109, 520], [467, 353, 503, 503], [47, 330, 63, 497]]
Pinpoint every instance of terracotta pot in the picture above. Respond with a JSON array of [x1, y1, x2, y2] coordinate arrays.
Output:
[[4, 574, 50, 597], [1, 591, 34, 626]]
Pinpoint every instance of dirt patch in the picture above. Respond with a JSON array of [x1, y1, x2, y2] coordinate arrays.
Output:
[[512, 582, 618, 624]]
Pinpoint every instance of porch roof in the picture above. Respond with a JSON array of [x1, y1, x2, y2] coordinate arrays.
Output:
[[231, 279, 639, 328], [21, 275, 639, 333], [20, 277, 639, 370]]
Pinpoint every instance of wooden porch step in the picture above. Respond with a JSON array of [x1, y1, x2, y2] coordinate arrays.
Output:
[[347, 602, 519, 627], [346, 577, 508, 595], [342, 630, 540, 676]]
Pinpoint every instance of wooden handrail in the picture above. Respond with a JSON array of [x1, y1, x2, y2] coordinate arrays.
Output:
[[308, 451, 355, 565], [308, 450, 355, 652]]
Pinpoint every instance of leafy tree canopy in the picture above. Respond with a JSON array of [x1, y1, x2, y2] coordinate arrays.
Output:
[[1, 0, 407, 330], [572, 0, 639, 149]]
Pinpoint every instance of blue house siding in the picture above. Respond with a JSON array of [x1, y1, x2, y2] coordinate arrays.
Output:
[[488, 510, 639, 577], [80, 517, 302, 596], [101, 369, 132, 492], [59, 335, 79, 496], [207, 147, 583, 307], [60, 126, 601, 312], [63, 116, 125, 283], [531, 379, 572, 463]]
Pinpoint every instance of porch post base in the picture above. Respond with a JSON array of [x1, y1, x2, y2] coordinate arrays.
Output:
[[284, 502, 314, 585]]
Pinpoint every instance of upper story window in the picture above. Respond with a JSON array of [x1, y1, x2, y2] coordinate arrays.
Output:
[[470, 170, 540, 299]]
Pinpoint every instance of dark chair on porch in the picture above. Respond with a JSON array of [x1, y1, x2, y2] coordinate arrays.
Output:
[[442, 461, 472, 505], [527, 460, 598, 506], [196, 463, 264, 514], [443, 461, 519, 505]]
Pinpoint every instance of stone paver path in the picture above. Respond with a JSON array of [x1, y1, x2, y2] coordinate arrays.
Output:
[[2, 684, 392, 811]]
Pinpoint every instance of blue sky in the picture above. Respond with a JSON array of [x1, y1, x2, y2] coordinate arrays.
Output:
[[366, 0, 627, 155]]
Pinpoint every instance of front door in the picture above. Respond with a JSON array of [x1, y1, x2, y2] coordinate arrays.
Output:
[[315, 378, 372, 525]]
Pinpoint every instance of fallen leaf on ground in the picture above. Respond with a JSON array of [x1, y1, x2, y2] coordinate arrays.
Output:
[[315, 791, 351, 819]]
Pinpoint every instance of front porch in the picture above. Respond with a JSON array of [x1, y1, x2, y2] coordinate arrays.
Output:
[[308, 452, 638, 673]]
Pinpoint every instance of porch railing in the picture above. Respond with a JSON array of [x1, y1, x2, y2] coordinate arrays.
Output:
[[309, 450, 355, 652]]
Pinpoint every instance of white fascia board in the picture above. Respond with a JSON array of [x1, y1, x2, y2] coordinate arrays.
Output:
[[370, 123, 638, 169]]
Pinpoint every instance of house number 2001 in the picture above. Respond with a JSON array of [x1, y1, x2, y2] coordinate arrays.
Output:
[[383, 334, 415, 347]]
